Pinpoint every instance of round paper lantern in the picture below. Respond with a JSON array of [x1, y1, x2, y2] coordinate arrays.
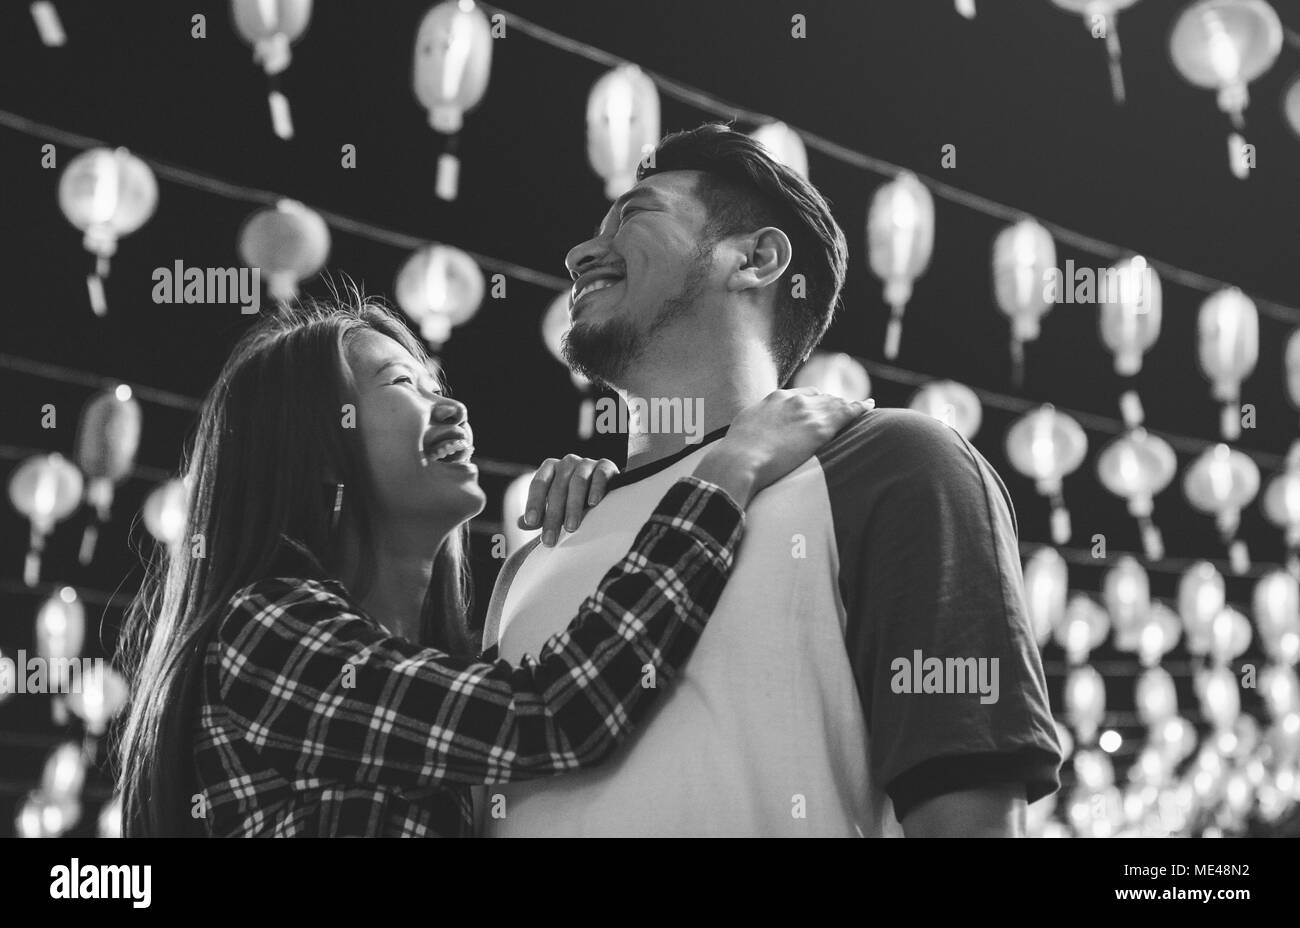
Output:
[[749, 121, 809, 179], [7, 453, 83, 587], [238, 199, 330, 303], [65, 664, 130, 738], [1179, 561, 1225, 656], [1253, 570, 1300, 664], [1133, 603, 1182, 667], [58, 147, 158, 315], [867, 172, 934, 360], [1260, 665, 1300, 720], [394, 244, 484, 349], [502, 471, 540, 555], [15, 791, 79, 838], [1103, 555, 1149, 638], [41, 741, 86, 800], [1198, 287, 1258, 440], [1096, 428, 1176, 561], [1055, 594, 1111, 665], [1065, 664, 1107, 743], [1208, 607, 1252, 664], [1262, 440, 1300, 578], [955, 0, 976, 19], [74, 387, 141, 566], [1184, 443, 1260, 573], [909, 380, 982, 440], [587, 64, 661, 200], [1005, 404, 1087, 544], [1154, 715, 1198, 765], [1023, 546, 1067, 648], [540, 292, 596, 439], [993, 218, 1056, 385], [231, 0, 313, 140], [792, 352, 872, 401], [1099, 256, 1161, 377], [413, 0, 493, 199], [1197, 664, 1242, 730], [1169, 0, 1283, 178], [143, 478, 190, 552], [1050, 0, 1140, 103], [1137, 666, 1178, 727]]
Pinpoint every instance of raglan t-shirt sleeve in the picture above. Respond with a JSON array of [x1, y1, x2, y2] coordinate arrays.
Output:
[[822, 409, 1063, 823]]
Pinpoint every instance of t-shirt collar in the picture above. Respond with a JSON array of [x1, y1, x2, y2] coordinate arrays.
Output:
[[605, 424, 730, 491]]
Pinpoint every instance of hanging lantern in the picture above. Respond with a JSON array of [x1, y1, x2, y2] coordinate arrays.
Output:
[[1122, 602, 1182, 665], [587, 64, 661, 200], [15, 791, 79, 838], [58, 147, 158, 316], [1179, 560, 1225, 656], [1049, 0, 1140, 104], [1096, 427, 1176, 561], [1197, 287, 1258, 440], [98, 795, 123, 839], [955, 0, 976, 18], [231, 0, 313, 140], [1103, 554, 1149, 638], [36, 587, 85, 725], [238, 199, 331, 304], [909, 380, 982, 440], [502, 471, 540, 555], [73, 386, 141, 566], [1005, 404, 1088, 544], [394, 244, 484, 349], [1154, 715, 1198, 766], [1169, 0, 1283, 178], [749, 122, 809, 179], [1285, 72, 1300, 138], [1099, 255, 1161, 379], [1055, 594, 1111, 665], [1184, 443, 1259, 573], [1287, 329, 1300, 416], [992, 218, 1056, 386], [143, 478, 190, 552], [30, 2, 66, 46], [867, 172, 934, 360], [1023, 547, 1068, 648], [413, 0, 493, 200], [64, 664, 130, 739], [1208, 607, 1252, 665], [7, 453, 83, 587], [1254, 571, 1300, 666], [1263, 441, 1300, 578], [1137, 666, 1178, 726], [1197, 664, 1242, 730], [1065, 664, 1107, 743], [541, 291, 596, 439], [793, 352, 872, 401], [41, 742, 87, 801], [1259, 666, 1300, 720]]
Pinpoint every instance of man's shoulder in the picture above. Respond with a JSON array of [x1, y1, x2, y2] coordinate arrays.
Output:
[[817, 406, 974, 477]]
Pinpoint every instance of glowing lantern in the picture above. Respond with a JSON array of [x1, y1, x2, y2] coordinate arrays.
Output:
[[1023, 547, 1068, 648], [1154, 716, 1197, 765], [7, 453, 83, 587], [502, 471, 540, 555], [541, 291, 596, 439], [238, 199, 331, 303], [955, 0, 976, 18], [231, 0, 312, 140], [1184, 443, 1259, 573], [1253, 571, 1300, 665], [1169, 0, 1283, 178], [65, 664, 130, 739], [30, 2, 65, 46], [98, 796, 123, 839], [1103, 555, 1149, 637], [1005, 404, 1087, 544], [1137, 666, 1178, 726], [143, 478, 190, 552], [1286, 72, 1300, 138], [1197, 287, 1257, 440], [587, 64, 660, 200], [1123, 603, 1181, 666], [58, 147, 158, 316], [1099, 255, 1161, 378], [73, 386, 141, 566], [1262, 441, 1300, 578], [1055, 594, 1110, 665], [749, 122, 808, 179], [37, 587, 85, 724], [1096, 427, 1176, 561], [1197, 664, 1241, 730], [1287, 329, 1300, 414], [395, 244, 484, 349], [909, 380, 982, 440], [867, 172, 934, 360], [1050, 0, 1140, 104], [793, 352, 872, 401], [15, 791, 79, 838], [1065, 664, 1106, 743], [1208, 607, 1252, 665], [1259, 666, 1300, 720], [993, 218, 1056, 385], [42, 742, 87, 800], [1179, 560, 1225, 656], [413, 0, 494, 200]]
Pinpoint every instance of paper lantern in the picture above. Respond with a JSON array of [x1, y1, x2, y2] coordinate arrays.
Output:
[[792, 352, 872, 401], [98, 796, 123, 839], [1184, 443, 1259, 573], [1005, 404, 1087, 544], [1263, 441, 1300, 578], [1055, 594, 1111, 665], [1023, 547, 1067, 648], [1169, 0, 1283, 178], [1096, 427, 1175, 561], [1103, 555, 1149, 637], [413, 0, 493, 200], [231, 0, 312, 140], [65, 664, 130, 738], [1287, 329, 1300, 414], [1050, 0, 1140, 104], [1099, 255, 1161, 377], [587, 64, 660, 200], [7, 453, 83, 587], [1197, 287, 1257, 440], [1208, 607, 1252, 664], [58, 147, 158, 316], [1065, 664, 1106, 743], [867, 172, 934, 360], [1128, 603, 1182, 666], [1197, 664, 1242, 730], [955, 0, 976, 18], [1285, 72, 1300, 138], [73, 386, 141, 566], [1137, 667, 1178, 727], [143, 478, 190, 552], [238, 199, 331, 303], [909, 380, 982, 440], [502, 471, 540, 555], [993, 218, 1056, 385], [15, 791, 79, 838], [1260, 666, 1300, 720], [41, 742, 87, 800], [749, 122, 808, 179], [395, 244, 484, 349], [1154, 716, 1198, 765], [1179, 560, 1225, 656], [37, 587, 85, 725], [1253, 571, 1300, 665]]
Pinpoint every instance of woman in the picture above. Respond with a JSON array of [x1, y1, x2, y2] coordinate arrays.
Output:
[[116, 295, 867, 837]]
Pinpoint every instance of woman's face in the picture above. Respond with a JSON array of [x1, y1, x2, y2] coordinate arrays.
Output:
[[345, 329, 486, 529]]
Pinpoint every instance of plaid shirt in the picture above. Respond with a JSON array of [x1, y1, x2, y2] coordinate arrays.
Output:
[[193, 475, 743, 837]]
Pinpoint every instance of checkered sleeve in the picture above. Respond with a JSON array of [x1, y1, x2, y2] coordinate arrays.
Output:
[[214, 474, 743, 788]]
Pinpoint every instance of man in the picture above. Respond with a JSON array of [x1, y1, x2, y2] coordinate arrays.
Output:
[[480, 124, 1062, 837]]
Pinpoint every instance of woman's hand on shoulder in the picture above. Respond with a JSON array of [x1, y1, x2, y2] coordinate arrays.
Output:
[[519, 455, 620, 546]]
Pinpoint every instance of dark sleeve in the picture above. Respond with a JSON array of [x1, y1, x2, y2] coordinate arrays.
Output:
[[215, 475, 743, 788], [820, 409, 1063, 822]]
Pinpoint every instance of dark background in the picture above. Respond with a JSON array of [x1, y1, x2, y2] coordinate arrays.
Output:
[[1, 0, 1298, 836]]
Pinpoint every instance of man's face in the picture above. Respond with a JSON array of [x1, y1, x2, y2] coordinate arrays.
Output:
[[562, 171, 717, 387]]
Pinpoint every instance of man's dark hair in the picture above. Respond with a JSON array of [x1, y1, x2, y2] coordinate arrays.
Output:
[[637, 123, 848, 384]]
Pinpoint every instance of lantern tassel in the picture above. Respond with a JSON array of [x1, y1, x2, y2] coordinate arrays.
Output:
[[30, 1, 66, 46], [578, 396, 596, 440], [436, 134, 462, 201], [24, 525, 45, 586], [78, 521, 99, 566], [1050, 497, 1072, 545], [1104, 21, 1126, 105], [1139, 518, 1164, 563], [1009, 337, 1025, 389], [1286, 550, 1299, 583], [1220, 402, 1240, 441], [87, 254, 108, 316], [269, 89, 294, 141], [1228, 132, 1250, 180], [884, 305, 904, 360], [1228, 538, 1250, 575]]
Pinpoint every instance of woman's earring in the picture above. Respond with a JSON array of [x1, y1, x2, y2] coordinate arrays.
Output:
[[331, 483, 345, 531]]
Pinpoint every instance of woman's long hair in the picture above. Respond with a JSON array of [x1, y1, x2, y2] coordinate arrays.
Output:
[[115, 292, 473, 836]]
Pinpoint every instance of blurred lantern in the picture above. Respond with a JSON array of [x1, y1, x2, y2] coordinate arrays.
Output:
[[395, 244, 484, 349], [42, 741, 87, 801], [1074, 748, 1115, 792], [1184, 443, 1260, 573], [231, 0, 312, 140], [992, 218, 1056, 386], [58, 147, 158, 315], [37, 587, 85, 724], [413, 0, 493, 200], [238, 199, 331, 303], [955, 0, 976, 18], [1254, 570, 1300, 665], [143, 478, 190, 552], [98, 795, 123, 839], [1208, 606, 1252, 664], [1154, 715, 1198, 765], [30, 1, 65, 45], [15, 791, 79, 838], [1288, 328, 1300, 415], [65, 663, 130, 741], [1137, 666, 1178, 727], [1023, 547, 1068, 648], [1103, 555, 1149, 639], [867, 172, 934, 360], [1096, 428, 1176, 561], [909, 380, 982, 440], [1099, 255, 1161, 379], [1005, 404, 1087, 544], [541, 291, 596, 439], [1055, 594, 1111, 665], [1065, 664, 1107, 743], [7, 453, 83, 587], [1169, 0, 1283, 178], [1197, 287, 1258, 440], [1056, 721, 1075, 761], [1197, 663, 1242, 730], [793, 352, 872, 401], [1285, 72, 1300, 138], [1128, 602, 1181, 666], [1049, 0, 1140, 104], [73, 386, 141, 565], [749, 121, 808, 179], [501, 471, 540, 555], [1179, 560, 1225, 655], [1260, 665, 1300, 720], [1262, 441, 1300, 578], [587, 64, 660, 200]]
